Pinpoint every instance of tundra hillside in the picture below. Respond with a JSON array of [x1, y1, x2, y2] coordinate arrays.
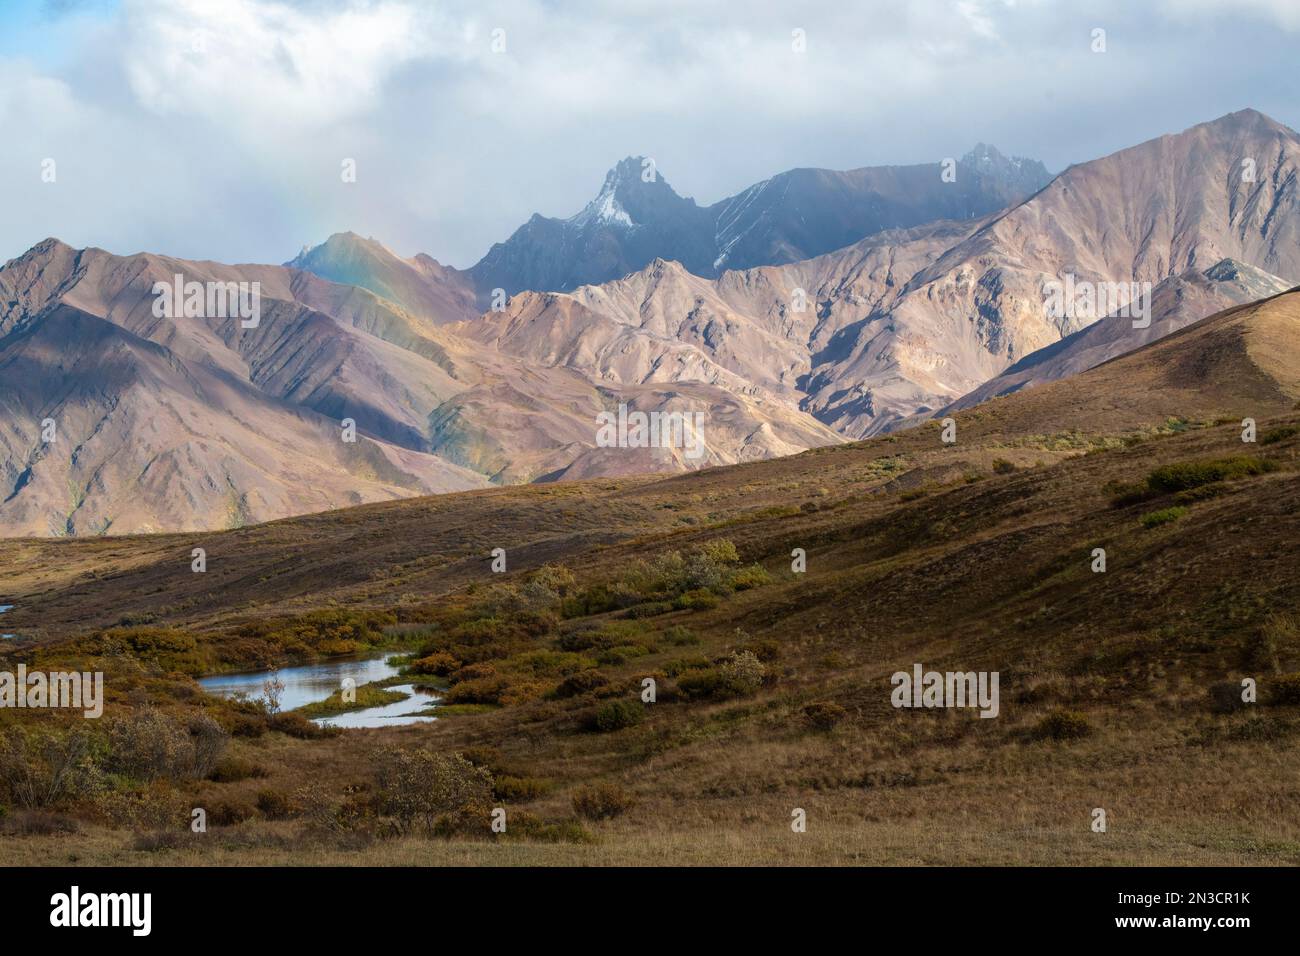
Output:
[[1, 292, 1298, 865]]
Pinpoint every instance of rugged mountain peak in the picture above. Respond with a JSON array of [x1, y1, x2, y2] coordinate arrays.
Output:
[[960, 142, 1039, 172], [570, 155, 698, 229], [472, 142, 1054, 294], [959, 143, 1052, 192]]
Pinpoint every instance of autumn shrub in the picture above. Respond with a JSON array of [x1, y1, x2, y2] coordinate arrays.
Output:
[[502, 812, 594, 844], [91, 783, 189, 829], [498, 679, 549, 706], [572, 782, 636, 820], [505, 650, 595, 677], [678, 650, 768, 700], [374, 749, 493, 834], [674, 666, 726, 700], [409, 651, 460, 676], [0, 727, 102, 810], [107, 708, 227, 782], [442, 676, 509, 705], [729, 564, 772, 591], [739, 637, 782, 662], [228, 609, 397, 666], [1106, 480, 1154, 508], [267, 711, 337, 739], [803, 701, 848, 730], [557, 621, 652, 653], [493, 776, 551, 801], [0, 809, 80, 836], [551, 670, 610, 699], [450, 661, 498, 683], [188, 713, 228, 779], [256, 789, 298, 820], [63, 627, 206, 675], [1173, 484, 1226, 504], [722, 650, 767, 694], [530, 563, 576, 596]]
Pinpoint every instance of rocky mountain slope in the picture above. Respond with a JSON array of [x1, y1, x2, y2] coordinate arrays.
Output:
[[0, 240, 839, 535], [945, 259, 1294, 413]]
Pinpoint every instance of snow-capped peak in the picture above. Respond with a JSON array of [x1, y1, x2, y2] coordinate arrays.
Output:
[[570, 160, 645, 229]]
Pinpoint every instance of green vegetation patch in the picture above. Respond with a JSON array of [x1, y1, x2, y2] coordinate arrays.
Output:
[[296, 684, 407, 719], [1140, 506, 1188, 528], [1146, 456, 1278, 493]]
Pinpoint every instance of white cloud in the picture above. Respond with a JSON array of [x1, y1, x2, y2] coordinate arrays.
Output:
[[0, 0, 1296, 269], [120, 0, 445, 128], [1158, 0, 1300, 30]]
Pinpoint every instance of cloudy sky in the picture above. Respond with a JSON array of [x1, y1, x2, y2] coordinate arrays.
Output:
[[2, 0, 1298, 268]]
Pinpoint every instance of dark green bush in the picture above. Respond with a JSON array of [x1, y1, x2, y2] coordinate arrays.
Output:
[[622, 601, 675, 619], [592, 700, 644, 732], [1146, 456, 1277, 493], [1261, 425, 1300, 445]]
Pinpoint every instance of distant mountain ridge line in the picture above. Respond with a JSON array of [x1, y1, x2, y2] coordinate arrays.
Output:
[[3, 108, 1300, 535], [464, 144, 1053, 296]]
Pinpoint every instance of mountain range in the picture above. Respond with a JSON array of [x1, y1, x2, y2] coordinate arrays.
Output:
[[468, 144, 1052, 295], [2, 109, 1297, 536]]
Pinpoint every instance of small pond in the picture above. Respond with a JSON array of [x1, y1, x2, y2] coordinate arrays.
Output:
[[197, 655, 438, 728]]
